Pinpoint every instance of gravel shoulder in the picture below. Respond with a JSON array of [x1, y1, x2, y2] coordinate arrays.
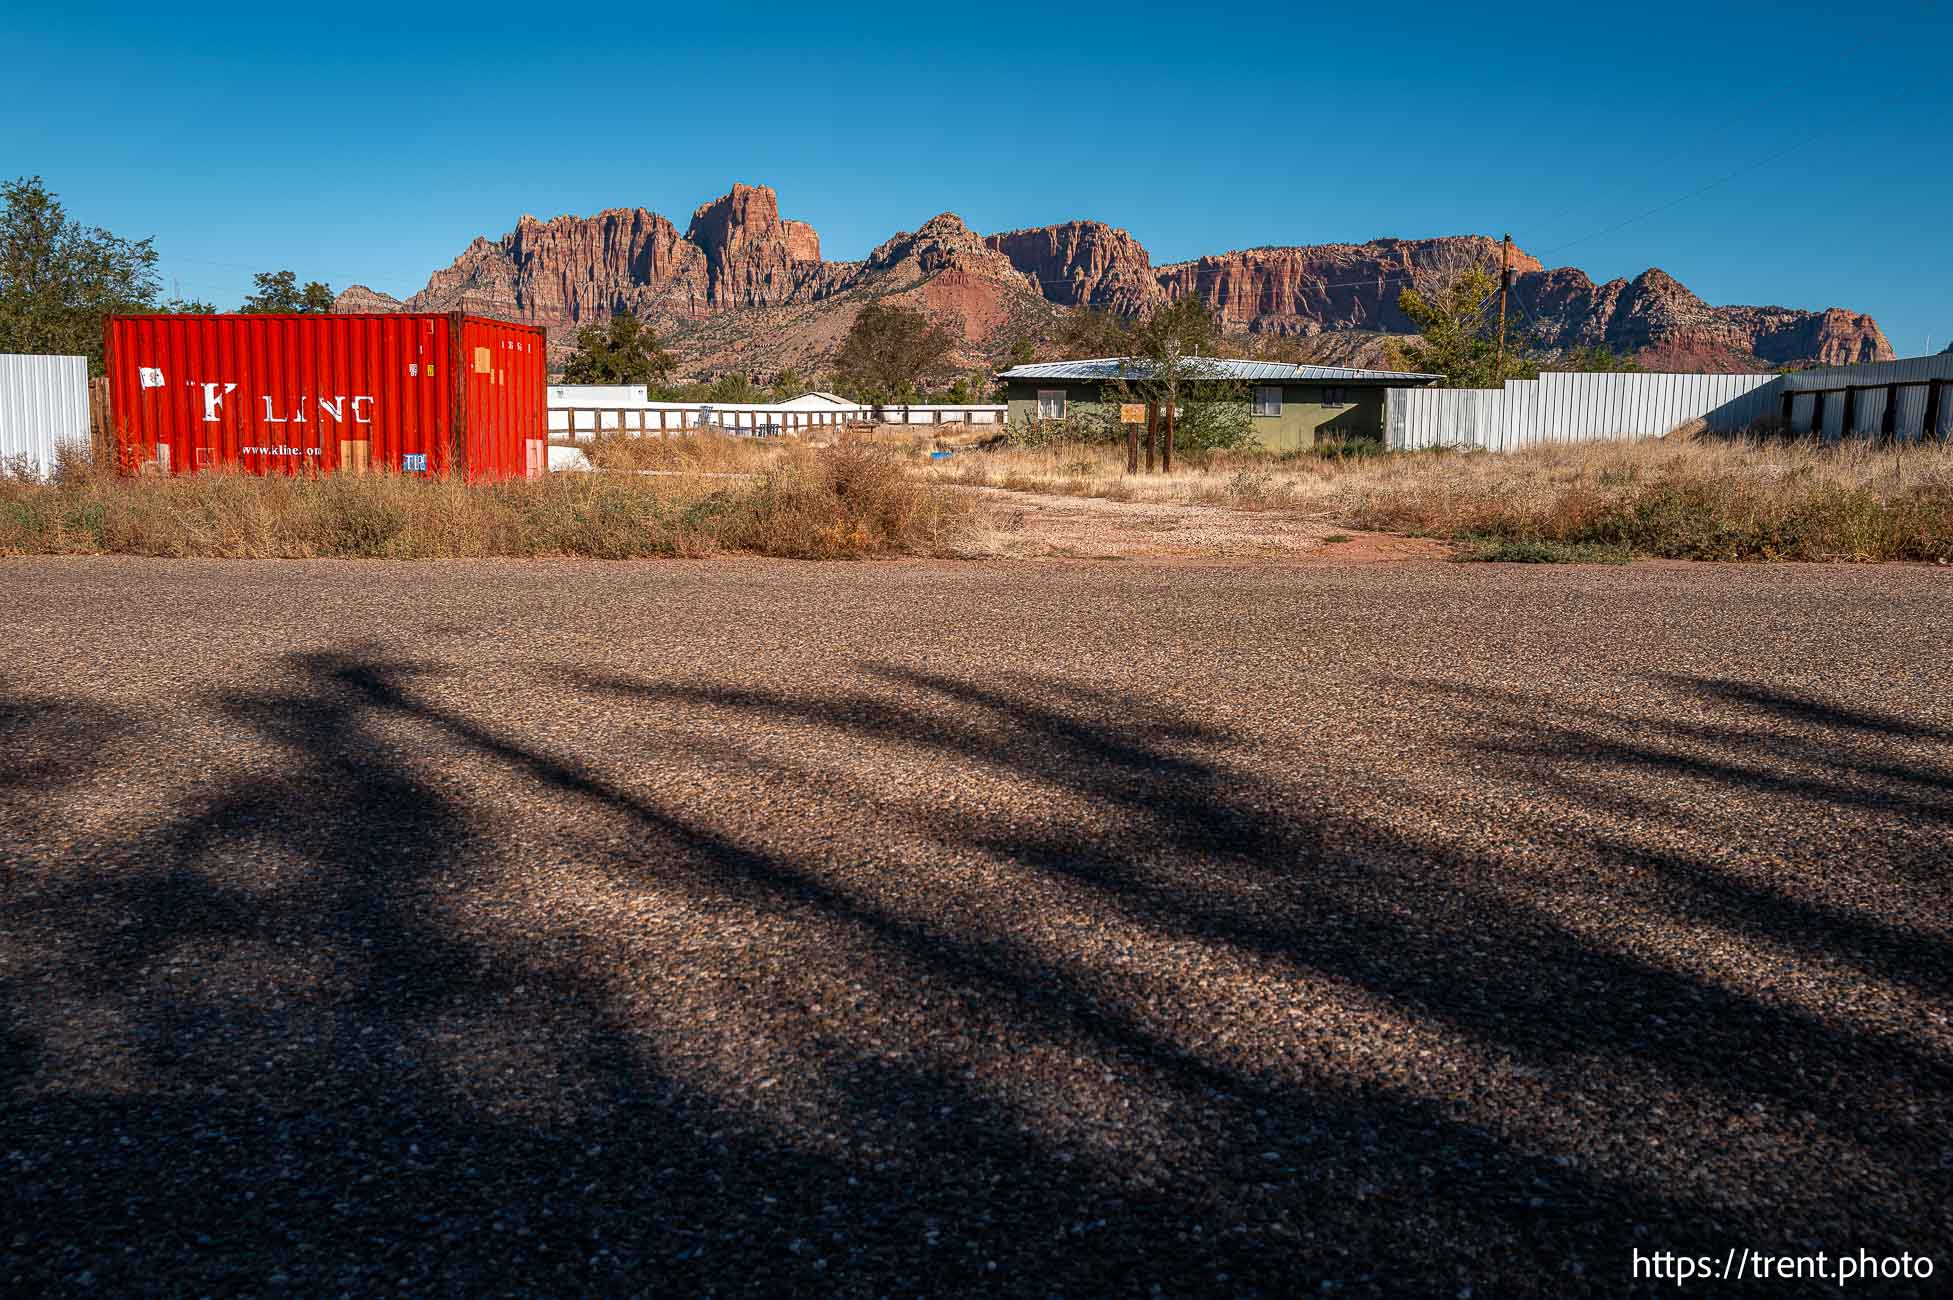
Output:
[[3, 557, 1949, 1297]]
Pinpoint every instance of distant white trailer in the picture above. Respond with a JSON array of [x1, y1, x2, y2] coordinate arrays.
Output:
[[869, 404, 1005, 426], [0, 354, 91, 480], [547, 384, 649, 406], [548, 400, 864, 438], [546, 388, 1008, 439]]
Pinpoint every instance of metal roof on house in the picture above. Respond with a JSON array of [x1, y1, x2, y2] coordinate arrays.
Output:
[[995, 357, 1441, 383]]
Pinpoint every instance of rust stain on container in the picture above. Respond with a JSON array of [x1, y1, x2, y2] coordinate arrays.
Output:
[[103, 312, 547, 481]]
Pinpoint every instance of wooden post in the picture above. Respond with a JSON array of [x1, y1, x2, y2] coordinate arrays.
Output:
[[1882, 384, 1899, 439], [1495, 233, 1513, 378], [1925, 381, 1945, 444], [1126, 414, 1139, 474], [1163, 400, 1174, 473], [1842, 387, 1858, 439], [1145, 402, 1157, 473], [89, 375, 112, 467]]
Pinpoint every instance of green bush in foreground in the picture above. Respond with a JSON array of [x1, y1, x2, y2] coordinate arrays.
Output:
[[1456, 538, 1631, 564]]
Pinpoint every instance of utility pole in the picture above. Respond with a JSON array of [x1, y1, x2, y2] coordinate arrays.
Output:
[[1495, 233, 1513, 378]]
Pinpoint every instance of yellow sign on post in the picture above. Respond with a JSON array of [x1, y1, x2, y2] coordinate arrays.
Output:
[[1120, 403, 1146, 424]]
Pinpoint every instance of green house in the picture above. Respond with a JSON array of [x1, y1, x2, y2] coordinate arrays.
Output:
[[996, 357, 1439, 451]]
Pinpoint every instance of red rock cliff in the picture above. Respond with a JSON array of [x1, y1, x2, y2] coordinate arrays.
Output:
[[359, 185, 1894, 374], [1149, 237, 1541, 336], [399, 184, 845, 330], [983, 221, 1161, 315]]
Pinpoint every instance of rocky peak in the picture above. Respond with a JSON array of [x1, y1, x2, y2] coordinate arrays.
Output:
[[870, 213, 978, 263], [1603, 268, 1715, 352], [679, 184, 833, 309], [985, 220, 1160, 314], [685, 183, 820, 262], [868, 214, 1035, 287], [333, 284, 406, 313], [1626, 267, 1698, 302]]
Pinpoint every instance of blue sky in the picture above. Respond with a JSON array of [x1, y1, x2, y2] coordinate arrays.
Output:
[[6, 0, 1948, 354]]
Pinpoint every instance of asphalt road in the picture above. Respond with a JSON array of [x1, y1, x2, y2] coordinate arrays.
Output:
[[3, 556, 1950, 1298]]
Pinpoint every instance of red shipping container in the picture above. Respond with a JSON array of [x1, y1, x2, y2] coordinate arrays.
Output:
[[104, 312, 548, 481]]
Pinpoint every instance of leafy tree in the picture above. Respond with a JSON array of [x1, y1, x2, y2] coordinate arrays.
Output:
[[560, 310, 675, 391], [163, 297, 217, 314], [769, 366, 808, 401], [945, 371, 987, 405], [1102, 296, 1253, 452], [1051, 305, 1132, 360], [1385, 266, 1539, 388], [0, 176, 160, 371], [1560, 344, 1639, 373], [834, 301, 957, 402], [706, 371, 762, 403], [1004, 335, 1037, 368], [240, 269, 334, 313]]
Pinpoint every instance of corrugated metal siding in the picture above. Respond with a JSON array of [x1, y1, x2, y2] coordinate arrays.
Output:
[[1778, 353, 1953, 390], [0, 353, 90, 479], [105, 313, 543, 480], [1821, 391, 1846, 441], [1790, 392, 1818, 434], [1386, 372, 1779, 451], [107, 314, 453, 475], [1892, 385, 1931, 441], [460, 316, 548, 480], [1850, 387, 1888, 437]]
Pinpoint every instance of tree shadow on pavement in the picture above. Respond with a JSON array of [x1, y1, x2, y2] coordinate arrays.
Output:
[[3, 655, 1948, 1298]]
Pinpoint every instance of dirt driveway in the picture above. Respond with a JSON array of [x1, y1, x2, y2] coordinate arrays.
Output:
[[960, 485, 1449, 561]]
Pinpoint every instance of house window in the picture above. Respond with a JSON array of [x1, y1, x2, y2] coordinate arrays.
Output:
[[1036, 389, 1066, 420], [1322, 387, 1347, 407], [1252, 386, 1283, 417]]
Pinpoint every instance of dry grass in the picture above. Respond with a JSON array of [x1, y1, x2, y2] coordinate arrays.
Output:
[[563, 431, 787, 475], [0, 443, 970, 560], [918, 435, 1953, 562], [802, 422, 999, 452]]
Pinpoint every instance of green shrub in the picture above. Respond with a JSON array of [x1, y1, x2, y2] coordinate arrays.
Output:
[[1457, 538, 1631, 564]]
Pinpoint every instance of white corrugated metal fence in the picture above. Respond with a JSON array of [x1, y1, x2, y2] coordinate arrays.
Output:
[[1386, 372, 1780, 452], [0, 354, 92, 479], [1386, 354, 1953, 451]]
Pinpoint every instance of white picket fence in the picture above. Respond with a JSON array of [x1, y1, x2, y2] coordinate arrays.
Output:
[[1385, 372, 1781, 452]]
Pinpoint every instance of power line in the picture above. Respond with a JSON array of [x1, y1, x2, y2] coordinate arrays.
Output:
[[1520, 15, 1926, 238], [1537, 60, 1949, 259]]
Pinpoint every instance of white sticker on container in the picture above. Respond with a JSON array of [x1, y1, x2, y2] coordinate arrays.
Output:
[[139, 367, 165, 388]]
